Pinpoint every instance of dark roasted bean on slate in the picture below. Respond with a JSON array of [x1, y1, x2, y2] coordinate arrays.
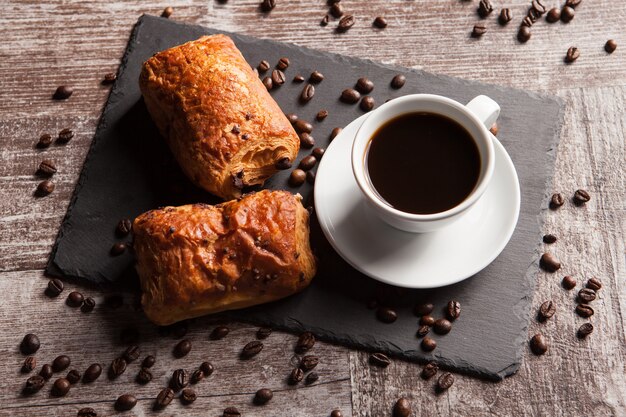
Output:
[[390, 74, 406, 89], [306, 171, 316, 185], [155, 387, 175, 409], [562, 275, 576, 290], [190, 369, 204, 384], [277, 57, 290, 70], [546, 8, 560, 22], [478, 0, 493, 18], [300, 133, 315, 149], [40, 364, 53, 380], [275, 157, 292, 170], [37, 133, 53, 148], [289, 367, 304, 384], [108, 357, 126, 379], [116, 218, 132, 236], [539, 300, 556, 320], [304, 372, 319, 385], [330, 2, 344, 18], [36, 180, 55, 196], [77, 407, 97, 417], [52, 355, 71, 372], [115, 394, 137, 411], [53, 85, 73, 100], [52, 377, 71, 397], [296, 331, 315, 353], [200, 361, 214, 376], [58, 128, 74, 143], [38, 160, 57, 176], [543, 234, 557, 244], [22, 356, 36, 373], [373, 16, 387, 28], [421, 361, 439, 379], [337, 15, 356, 32], [578, 288, 596, 303], [369, 352, 391, 368], [356, 77, 374, 94], [566, 0, 582, 7], [211, 325, 229, 340], [241, 340, 263, 359], [550, 193, 564, 209], [414, 303, 434, 317], [300, 355, 319, 371], [103, 72, 117, 84], [416, 325, 430, 338], [499, 8, 512, 24], [170, 368, 189, 391], [340, 88, 360, 104], [330, 127, 342, 140], [300, 83, 315, 103], [258, 60, 270, 72], [518, 26, 531, 43], [586, 278, 602, 292], [540, 252, 561, 272], [224, 407, 241, 417], [254, 388, 273, 404], [271, 69, 286, 86], [577, 323, 593, 339], [294, 74, 305, 83], [446, 300, 461, 321], [83, 363, 102, 382], [530, 334, 548, 355], [573, 189, 590, 205], [316, 109, 329, 121], [420, 315, 435, 326], [393, 397, 411, 417], [294, 119, 313, 133], [161, 6, 173, 18], [286, 113, 298, 124], [312, 147, 325, 160], [289, 169, 306, 186], [605, 39, 617, 54], [66, 369, 81, 384], [360, 96, 375, 111], [521, 16, 534, 27], [437, 372, 455, 391], [262, 76, 273, 91], [561, 6, 575, 22], [136, 367, 153, 384], [174, 339, 192, 358], [23, 375, 45, 395], [260, 0, 275, 12], [20, 333, 41, 355], [565, 46, 580, 63], [66, 291, 84, 307], [377, 307, 398, 323], [433, 318, 452, 335], [110, 242, 126, 256], [472, 24, 487, 38], [310, 71, 324, 84], [299, 155, 317, 171], [421, 337, 437, 352]]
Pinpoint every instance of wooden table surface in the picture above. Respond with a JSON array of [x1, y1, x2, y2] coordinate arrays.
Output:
[[1, 1, 625, 416]]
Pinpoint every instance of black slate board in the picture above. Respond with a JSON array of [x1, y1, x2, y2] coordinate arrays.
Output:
[[47, 15, 563, 381]]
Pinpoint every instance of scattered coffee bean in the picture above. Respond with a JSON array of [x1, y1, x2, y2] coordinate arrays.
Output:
[[103, 72, 117, 84], [421, 337, 437, 352], [360, 96, 375, 111], [241, 340, 264, 359], [312, 147, 325, 160], [437, 372, 455, 391], [36, 180, 55, 196], [330, 127, 343, 140], [472, 24, 487, 38], [421, 361, 439, 379], [393, 397, 411, 417], [210, 325, 230, 340], [300, 132, 315, 149], [420, 315, 435, 326], [416, 325, 430, 338], [170, 368, 189, 391], [66, 291, 84, 308], [295, 331, 316, 353], [289, 169, 306, 186], [433, 318, 452, 335], [573, 189, 590, 205], [586, 277, 602, 292], [46, 278, 64, 297], [57, 128, 74, 143], [538, 300, 556, 320], [565, 46, 580, 63], [521, 16, 534, 27], [310, 71, 324, 83], [289, 367, 304, 384], [116, 218, 132, 236], [51, 355, 70, 372], [23, 375, 45, 395], [256, 327, 272, 340], [337, 14, 356, 32], [254, 388, 273, 405], [518, 26, 531, 43], [300, 355, 319, 371], [83, 363, 102, 383], [543, 234, 557, 244], [605, 39, 617, 54], [38, 159, 57, 176], [161, 6, 173, 17], [340, 88, 361, 104], [277, 57, 290, 70], [155, 387, 175, 409], [330, 2, 344, 18], [22, 356, 36, 373], [320, 14, 330, 26], [20, 333, 41, 355], [446, 300, 461, 321], [300, 83, 315, 103], [330, 411, 343, 417], [578, 288, 596, 303], [286, 114, 299, 125], [174, 339, 192, 358], [77, 407, 97, 417], [293, 74, 305, 82], [315, 109, 329, 121], [52, 377, 71, 397], [562, 275, 576, 290], [299, 155, 317, 171], [108, 357, 127, 379], [306, 172, 315, 187], [66, 369, 81, 384], [180, 388, 197, 404], [561, 6, 575, 22], [115, 394, 137, 411], [224, 407, 242, 417], [200, 361, 214, 376], [37, 133, 53, 148], [355, 78, 374, 94], [110, 242, 126, 256], [540, 252, 561, 272], [275, 157, 292, 170], [373, 16, 387, 29], [377, 307, 398, 323], [413, 303, 434, 317], [39, 364, 53, 380], [550, 193, 564, 209], [190, 369, 204, 384], [390, 74, 406, 89], [531, 0, 546, 15], [121, 346, 140, 364], [305, 371, 319, 385], [478, 0, 493, 18], [138, 356, 155, 370], [271, 69, 286, 86], [258, 60, 270, 72], [369, 352, 391, 368], [499, 8, 512, 25], [260, 0, 276, 12], [81, 297, 95, 313], [546, 8, 560, 22], [294, 119, 313, 134], [53, 85, 73, 100], [577, 323, 593, 339], [529, 333, 548, 355], [262, 76, 273, 91]]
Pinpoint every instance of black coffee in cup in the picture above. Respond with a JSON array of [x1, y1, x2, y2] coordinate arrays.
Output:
[[366, 112, 481, 215]]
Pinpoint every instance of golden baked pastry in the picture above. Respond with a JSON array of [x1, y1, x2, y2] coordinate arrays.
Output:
[[133, 190, 316, 325], [139, 34, 299, 200]]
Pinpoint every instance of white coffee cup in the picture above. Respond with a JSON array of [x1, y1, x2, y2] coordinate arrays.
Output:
[[351, 94, 500, 233]]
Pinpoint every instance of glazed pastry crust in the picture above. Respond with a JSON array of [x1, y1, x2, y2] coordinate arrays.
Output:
[[139, 34, 299, 200], [133, 190, 317, 325]]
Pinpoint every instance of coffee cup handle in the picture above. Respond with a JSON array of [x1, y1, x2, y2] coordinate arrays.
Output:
[[466, 95, 500, 129]]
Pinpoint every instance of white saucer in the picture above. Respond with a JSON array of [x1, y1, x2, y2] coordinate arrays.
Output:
[[314, 114, 520, 289]]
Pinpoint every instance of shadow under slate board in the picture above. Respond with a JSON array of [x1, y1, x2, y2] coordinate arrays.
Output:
[[47, 15, 563, 381]]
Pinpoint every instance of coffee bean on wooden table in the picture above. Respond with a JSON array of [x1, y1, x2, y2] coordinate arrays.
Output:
[[420, 315, 435, 326], [201, 361, 214, 376], [180, 388, 197, 404], [260, 0, 276, 12], [161, 6, 173, 17], [573, 189, 590, 205], [390, 74, 406, 89], [53, 85, 73, 100], [170, 369, 189, 391], [360, 96, 375, 111], [103, 72, 117, 85], [538, 300, 556, 320], [330, 127, 343, 140], [521, 16, 534, 28], [421, 337, 437, 352], [565, 47, 580, 63], [190, 369, 204, 384], [108, 357, 126, 379], [355, 77, 374, 94], [310, 71, 324, 83], [561, 6, 575, 22], [77, 407, 97, 417], [37, 133, 53, 148], [39, 364, 53, 380], [277, 57, 290, 70], [36, 180, 55, 196], [586, 278, 602, 291], [52, 355, 70, 372], [340, 88, 360, 104], [577, 323, 594, 339], [546, 8, 560, 22], [289, 367, 304, 384], [578, 288, 596, 303], [224, 407, 242, 417], [83, 363, 102, 383], [433, 318, 452, 335], [20, 334, 40, 355], [531, 0, 546, 15], [543, 234, 557, 244], [540, 252, 561, 272], [446, 300, 461, 321], [174, 339, 192, 358], [421, 361, 439, 379], [330, 411, 343, 417], [605, 40, 617, 54], [115, 394, 137, 411], [52, 377, 71, 397], [136, 367, 153, 384], [472, 24, 487, 38], [22, 356, 36, 373], [518, 26, 531, 43], [66, 291, 84, 307], [66, 369, 81, 384], [549, 192, 564, 209], [529, 333, 548, 355], [121, 345, 140, 363], [330, 2, 344, 18], [262, 76, 273, 91], [478, 0, 493, 18], [241, 340, 264, 359], [23, 375, 45, 395], [78, 297, 95, 313], [499, 8, 512, 25], [254, 388, 273, 405], [299, 155, 317, 171], [271, 69, 286, 86], [58, 128, 74, 143], [294, 119, 313, 134], [437, 372, 455, 391], [576, 304, 594, 318], [38, 160, 57, 176], [295, 331, 316, 353], [155, 387, 175, 409], [416, 325, 430, 338], [140, 355, 155, 369], [562, 275, 576, 290], [377, 307, 398, 323], [414, 303, 434, 316], [210, 325, 230, 340], [337, 14, 356, 32], [373, 16, 387, 28], [110, 242, 126, 256], [369, 352, 391, 368], [393, 397, 411, 417]]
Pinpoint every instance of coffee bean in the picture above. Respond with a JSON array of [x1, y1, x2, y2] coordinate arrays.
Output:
[[115, 218, 132, 236], [446, 300, 461, 321], [543, 234, 557, 244], [115, 394, 137, 411], [499, 8, 512, 25], [200, 361, 214, 376], [416, 325, 430, 338], [254, 388, 273, 405], [531, 0, 546, 15], [377, 307, 398, 323], [262, 76, 273, 91], [300, 355, 319, 371], [546, 7, 560, 22], [39, 364, 53, 380], [330, 410, 343, 417], [44, 279, 63, 298], [288, 169, 306, 187], [110, 242, 126, 256], [300, 83, 315, 103], [421, 337, 437, 352], [320, 14, 330, 26], [586, 277, 602, 292], [369, 352, 391, 368], [258, 60, 270, 72], [108, 357, 126, 379], [330, 127, 343, 140], [478, 0, 493, 18], [561, 5, 575, 22], [53, 85, 73, 100], [20, 333, 41, 355], [605, 39, 617, 54], [472, 24, 487, 38], [58, 128, 74, 143], [393, 397, 411, 417], [210, 325, 230, 340], [573, 189, 590, 205], [360, 96, 375, 111], [355, 78, 374, 95], [289, 367, 304, 384], [65, 369, 80, 384], [433, 318, 452, 335], [241, 340, 264, 359], [390, 74, 406, 89], [274, 157, 292, 170], [299, 155, 317, 171], [413, 303, 433, 317], [373, 16, 387, 29], [420, 315, 435, 326], [518, 26, 531, 43], [437, 372, 455, 391], [312, 147, 325, 160], [51, 355, 70, 372], [77, 407, 97, 417], [36, 180, 55, 196], [301, 372, 318, 385], [565, 46, 580, 63], [294, 119, 313, 134], [421, 361, 439, 379], [294, 74, 306, 83], [277, 57, 290, 70], [38, 160, 57, 176], [562, 275, 576, 290], [577, 323, 593, 339], [83, 363, 102, 383], [529, 333, 548, 355], [161, 6, 173, 18], [52, 377, 71, 397], [286, 114, 299, 125], [37, 133, 53, 148], [296, 133, 314, 149], [337, 14, 356, 32], [330, 2, 344, 18], [271, 69, 286, 86], [539, 300, 556, 320], [578, 288, 596, 303], [154, 387, 175, 409], [521, 16, 534, 27], [316, 110, 329, 122], [340, 88, 360, 104], [180, 388, 197, 405], [310, 71, 324, 84], [255, 327, 272, 340], [170, 368, 189, 391], [66, 291, 84, 308], [224, 407, 241, 417], [550, 193, 564, 209], [296, 331, 316, 353], [540, 252, 561, 272], [174, 339, 192, 358], [81, 297, 95, 313], [23, 375, 45, 395], [21, 356, 36, 373], [306, 171, 316, 186], [103, 72, 117, 84], [260, 0, 276, 12], [190, 369, 204, 384]]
